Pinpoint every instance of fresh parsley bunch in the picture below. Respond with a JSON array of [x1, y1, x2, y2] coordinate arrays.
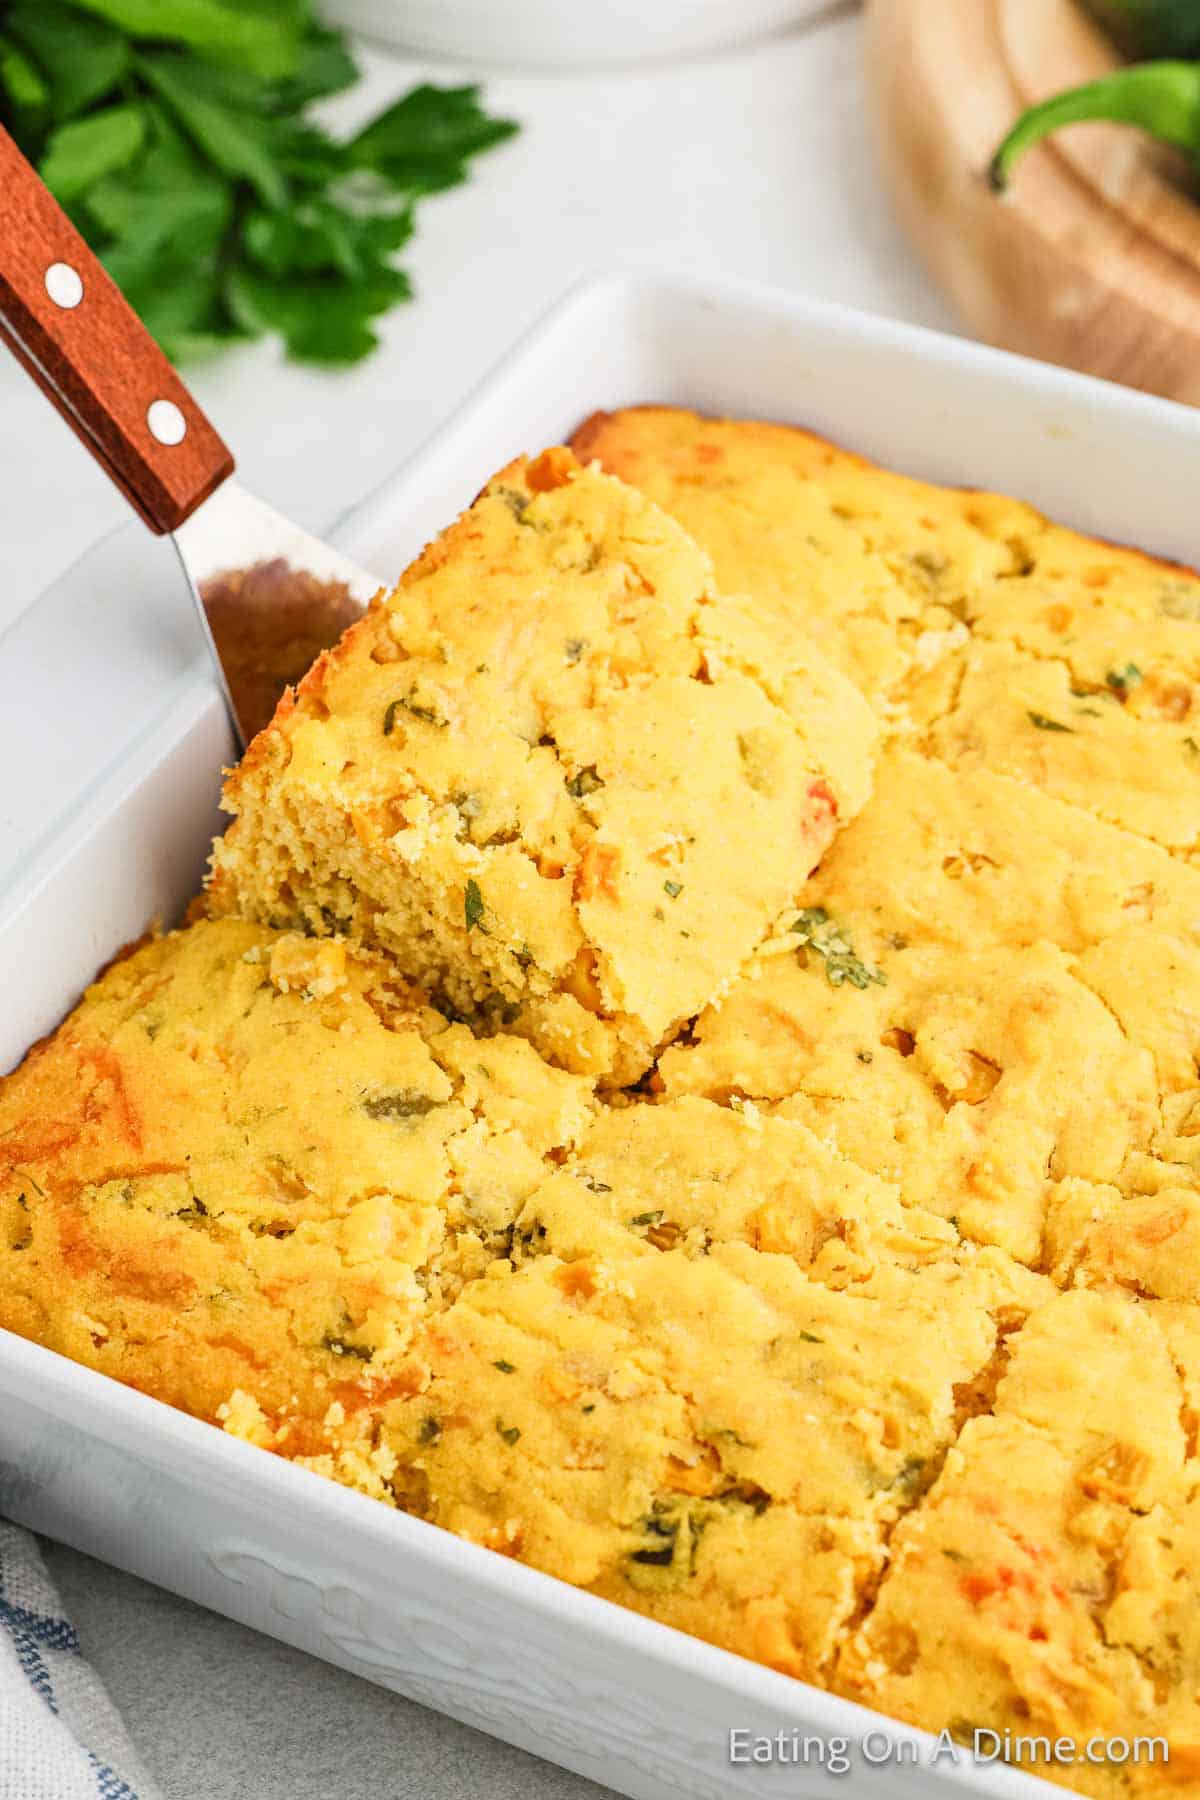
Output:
[[0, 0, 517, 364]]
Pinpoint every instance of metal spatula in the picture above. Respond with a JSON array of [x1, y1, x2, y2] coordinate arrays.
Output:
[[0, 126, 384, 749]]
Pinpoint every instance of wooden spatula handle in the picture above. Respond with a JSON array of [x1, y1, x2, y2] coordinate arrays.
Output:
[[0, 125, 234, 534]]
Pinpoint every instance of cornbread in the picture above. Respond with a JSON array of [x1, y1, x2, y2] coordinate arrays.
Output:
[[0, 959, 1048, 1680], [918, 641, 1200, 856], [574, 406, 1200, 852], [380, 1104, 1048, 1682], [571, 407, 1034, 709], [7, 408, 1200, 1799], [209, 447, 878, 1082], [658, 746, 1175, 1263], [837, 1289, 1197, 1798], [0, 918, 596, 1459]]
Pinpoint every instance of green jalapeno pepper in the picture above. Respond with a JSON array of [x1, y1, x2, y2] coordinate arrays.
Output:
[[990, 58, 1200, 192]]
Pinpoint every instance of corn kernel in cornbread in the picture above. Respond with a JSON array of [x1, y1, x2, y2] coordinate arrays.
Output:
[[209, 450, 877, 1082], [0, 918, 595, 1440], [837, 1290, 1191, 1796]]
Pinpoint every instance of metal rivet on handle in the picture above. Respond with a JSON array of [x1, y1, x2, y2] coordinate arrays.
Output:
[[147, 399, 187, 446], [45, 262, 83, 309]]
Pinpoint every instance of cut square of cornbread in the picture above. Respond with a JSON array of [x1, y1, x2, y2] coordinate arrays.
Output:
[[524, 1092, 965, 1282], [664, 935, 1156, 1266], [964, 521, 1200, 681], [364, 1100, 1046, 1687], [571, 406, 1035, 710], [208, 449, 878, 1082], [1044, 1175, 1200, 1303], [740, 745, 1200, 962], [837, 1290, 1192, 1796], [658, 748, 1166, 1264], [0, 917, 595, 1459], [571, 406, 1200, 752], [915, 641, 1200, 858]]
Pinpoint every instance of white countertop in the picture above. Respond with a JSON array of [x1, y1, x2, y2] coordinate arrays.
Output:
[[4, 8, 954, 1797]]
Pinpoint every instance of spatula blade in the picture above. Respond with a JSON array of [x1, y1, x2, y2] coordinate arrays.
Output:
[[173, 478, 386, 749]]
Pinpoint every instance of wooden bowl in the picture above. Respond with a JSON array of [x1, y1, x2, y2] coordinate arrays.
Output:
[[865, 0, 1200, 403]]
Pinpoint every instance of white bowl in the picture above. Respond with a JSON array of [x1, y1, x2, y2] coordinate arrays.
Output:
[[6, 272, 1200, 1799], [322, 0, 835, 68]]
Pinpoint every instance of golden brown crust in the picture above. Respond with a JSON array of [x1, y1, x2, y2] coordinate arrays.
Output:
[[572, 406, 1200, 589]]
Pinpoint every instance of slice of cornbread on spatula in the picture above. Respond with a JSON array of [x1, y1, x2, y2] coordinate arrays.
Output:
[[208, 449, 878, 1082]]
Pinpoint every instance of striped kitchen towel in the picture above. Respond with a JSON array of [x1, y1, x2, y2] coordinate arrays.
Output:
[[0, 1521, 162, 1800]]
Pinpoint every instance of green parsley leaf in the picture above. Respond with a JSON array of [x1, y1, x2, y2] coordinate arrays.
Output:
[[7, 3, 129, 118], [791, 906, 885, 990], [244, 198, 413, 282], [228, 261, 412, 363], [1106, 662, 1143, 695], [1027, 711, 1074, 733], [493, 1359, 516, 1374], [496, 1421, 521, 1446], [0, 4, 516, 366], [119, 263, 230, 362], [0, 35, 50, 113], [464, 879, 485, 932], [663, 879, 684, 898], [271, 27, 357, 110], [39, 103, 146, 201], [350, 83, 518, 196], [57, 0, 303, 80], [140, 52, 287, 207], [88, 115, 235, 349]]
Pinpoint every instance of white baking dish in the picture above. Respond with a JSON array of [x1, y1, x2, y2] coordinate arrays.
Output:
[[4, 272, 1200, 1799]]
